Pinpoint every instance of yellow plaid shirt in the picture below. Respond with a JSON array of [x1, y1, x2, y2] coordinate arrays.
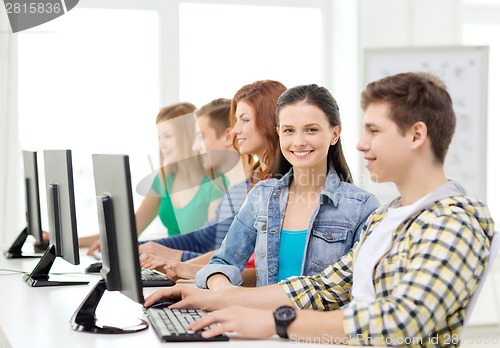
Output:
[[280, 195, 495, 347]]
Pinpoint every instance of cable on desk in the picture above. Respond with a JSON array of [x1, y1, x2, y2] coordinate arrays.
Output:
[[0, 269, 91, 277], [0, 268, 28, 275], [48, 271, 93, 276]]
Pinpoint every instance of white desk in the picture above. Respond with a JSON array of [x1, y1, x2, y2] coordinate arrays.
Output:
[[0, 251, 338, 348]]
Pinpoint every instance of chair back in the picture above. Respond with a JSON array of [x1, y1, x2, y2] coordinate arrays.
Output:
[[463, 232, 500, 326]]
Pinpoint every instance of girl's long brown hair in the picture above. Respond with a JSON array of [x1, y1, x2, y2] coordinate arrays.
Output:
[[229, 80, 287, 186]]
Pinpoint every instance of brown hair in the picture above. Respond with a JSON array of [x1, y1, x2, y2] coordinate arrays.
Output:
[[229, 80, 287, 185], [361, 72, 455, 163], [195, 98, 231, 137]]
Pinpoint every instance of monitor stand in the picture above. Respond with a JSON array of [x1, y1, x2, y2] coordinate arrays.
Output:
[[23, 244, 89, 287], [4, 227, 49, 259], [71, 279, 148, 334]]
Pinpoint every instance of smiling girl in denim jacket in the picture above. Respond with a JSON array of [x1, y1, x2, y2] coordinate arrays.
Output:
[[195, 84, 379, 289]]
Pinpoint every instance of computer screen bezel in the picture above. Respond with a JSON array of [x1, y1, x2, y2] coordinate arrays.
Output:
[[44, 149, 80, 265], [23, 150, 44, 243], [94, 154, 144, 303], [22, 149, 88, 287], [4, 150, 47, 258], [70, 154, 147, 333]]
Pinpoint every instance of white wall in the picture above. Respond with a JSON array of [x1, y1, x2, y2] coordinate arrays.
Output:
[[0, 8, 22, 247], [360, 0, 461, 47]]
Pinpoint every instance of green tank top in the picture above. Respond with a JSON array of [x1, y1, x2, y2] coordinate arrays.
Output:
[[151, 173, 228, 237]]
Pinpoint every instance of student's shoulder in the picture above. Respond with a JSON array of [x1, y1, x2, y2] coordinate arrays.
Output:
[[202, 174, 229, 190], [151, 172, 169, 191], [252, 177, 279, 189], [424, 195, 489, 219], [227, 179, 251, 192], [421, 195, 493, 230], [244, 178, 280, 199], [411, 195, 494, 240], [336, 181, 378, 202]]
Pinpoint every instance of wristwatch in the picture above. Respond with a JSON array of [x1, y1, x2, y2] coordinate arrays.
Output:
[[273, 305, 296, 339]]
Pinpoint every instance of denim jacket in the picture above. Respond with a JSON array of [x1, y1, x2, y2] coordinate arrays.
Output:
[[195, 168, 380, 288]]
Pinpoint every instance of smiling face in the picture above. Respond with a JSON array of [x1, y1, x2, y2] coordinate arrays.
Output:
[[192, 114, 231, 170], [357, 102, 414, 184], [157, 120, 180, 164], [278, 102, 340, 173], [231, 100, 267, 158]]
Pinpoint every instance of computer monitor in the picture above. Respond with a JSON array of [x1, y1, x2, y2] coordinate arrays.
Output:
[[4, 150, 49, 258], [23, 150, 88, 287], [70, 154, 148, 333]]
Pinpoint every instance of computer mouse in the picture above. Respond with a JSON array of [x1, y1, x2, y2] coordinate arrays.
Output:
[[145, 297, 180, 310], [85, 262, 102, 273]]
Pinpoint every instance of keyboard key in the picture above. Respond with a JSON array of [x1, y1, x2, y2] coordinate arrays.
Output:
[[140, 268, 175, 287], [146, 307, 229, 342]]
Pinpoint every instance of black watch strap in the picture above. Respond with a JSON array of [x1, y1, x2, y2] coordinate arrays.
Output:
[[276, 323, 289, 339], [274, 306, 296, 339]]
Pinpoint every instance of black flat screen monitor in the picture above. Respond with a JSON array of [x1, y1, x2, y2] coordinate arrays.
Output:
[[23, 149, 88, 287], [4, 150, 49, 258], [70, 154, 147, 334]]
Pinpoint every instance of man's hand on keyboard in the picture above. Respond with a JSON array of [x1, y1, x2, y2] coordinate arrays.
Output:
[[138, 242, 183, 261], [140, 253, 170, 272], [188, 306, 275, 339], [144, 284, 217, 311], [86, 240, 101, 255]]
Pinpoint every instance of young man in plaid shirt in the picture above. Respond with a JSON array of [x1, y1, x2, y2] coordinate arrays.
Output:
[[145, 72, 495, 347]]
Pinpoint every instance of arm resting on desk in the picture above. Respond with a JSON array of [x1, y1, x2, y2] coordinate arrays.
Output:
[[187, 301, 346, 341]]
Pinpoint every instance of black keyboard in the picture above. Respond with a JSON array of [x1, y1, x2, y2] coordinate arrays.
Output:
[[146, 307, 229, 342], [140, 268, 175, 287]]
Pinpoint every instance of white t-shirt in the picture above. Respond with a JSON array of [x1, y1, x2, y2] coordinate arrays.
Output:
[[350, 194, 430, 304]]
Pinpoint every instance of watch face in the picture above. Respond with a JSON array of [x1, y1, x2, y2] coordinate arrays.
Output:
[[276, 306, 296, 320]]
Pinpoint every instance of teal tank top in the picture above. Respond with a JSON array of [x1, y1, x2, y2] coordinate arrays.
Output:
[[277, 229, 308, 281]]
